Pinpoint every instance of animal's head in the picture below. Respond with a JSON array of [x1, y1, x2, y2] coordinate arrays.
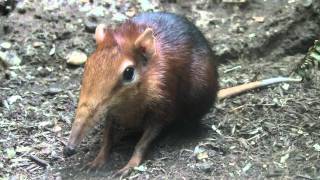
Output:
[[63, 23, 156, 156]]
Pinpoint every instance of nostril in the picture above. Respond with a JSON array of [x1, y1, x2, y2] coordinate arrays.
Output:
[[63, 146, 77, 157]]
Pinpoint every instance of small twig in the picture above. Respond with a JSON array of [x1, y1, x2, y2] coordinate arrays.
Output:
[[223, 65, 242, 73], [0, 87, 11, 90], [295, 174, 313, 180], [29, 154, 49, 168], [229, 104, 245, 112], [311, 132, 320, 136]]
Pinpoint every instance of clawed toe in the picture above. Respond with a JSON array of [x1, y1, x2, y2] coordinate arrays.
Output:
[[112, 166, 134, 178]]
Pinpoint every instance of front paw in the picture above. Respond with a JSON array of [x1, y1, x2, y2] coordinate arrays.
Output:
[[113, 165, 135, 178]]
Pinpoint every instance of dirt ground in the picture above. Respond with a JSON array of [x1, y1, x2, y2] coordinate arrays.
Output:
[[0, 0, 320, 179]]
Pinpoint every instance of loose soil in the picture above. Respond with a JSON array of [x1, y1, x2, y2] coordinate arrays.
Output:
[[0, 0, 319, 179]]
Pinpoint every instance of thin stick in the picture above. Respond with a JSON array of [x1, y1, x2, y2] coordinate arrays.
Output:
[[29, 154, 49, 168]]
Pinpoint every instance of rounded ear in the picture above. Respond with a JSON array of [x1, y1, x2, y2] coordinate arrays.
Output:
[[134, 28, 156, 57], [95, 24, 107, 44]]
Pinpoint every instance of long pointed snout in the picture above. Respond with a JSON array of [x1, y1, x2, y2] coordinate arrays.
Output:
[[63, 117, 88, 157], [64, 102, 108, 157]]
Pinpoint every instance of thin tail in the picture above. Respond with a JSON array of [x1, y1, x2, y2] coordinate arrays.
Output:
[[217, 77, 302, 100]]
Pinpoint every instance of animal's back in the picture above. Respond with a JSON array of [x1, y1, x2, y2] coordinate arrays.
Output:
[[132, 12, 212, 60], [133, 12, 219, 122]]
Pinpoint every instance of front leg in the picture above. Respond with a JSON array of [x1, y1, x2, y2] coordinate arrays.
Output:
[[115, 122, 162, 176], [87, 120, 113, 169]]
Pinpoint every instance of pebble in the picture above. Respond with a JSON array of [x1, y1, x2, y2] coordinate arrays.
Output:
[[52, 124, 62, 132], [66, 51, 87, 65], [33, 41, 44, 48], [301, 0, 313, 7], [49, 45, 55, 56], [39, 120, 55, 128], [16, 1, 27, 14], [84, 16, 98, 33], [196, 162, 213, 173], [0, 41, 12, 49], [252, 16, 265, 23], [56, 31, 72, 40], [5, 70, 18, 80], [36, 67, 51, 77], [0, 51, 22, 66], [112, 12, 128, 22], [46, 87, 63, 95], [281, 83, 290, 91], [2, 99, 10, 109], [7, 95, 22, 104], [126, 8, 137, 17], [86, 6, 106, 17], [65, 23, 76, 33], [138, 0, 156, 11], [25, 45, 36, 56]]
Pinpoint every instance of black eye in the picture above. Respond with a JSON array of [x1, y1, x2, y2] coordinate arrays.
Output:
[[123, 67, 135, 82]]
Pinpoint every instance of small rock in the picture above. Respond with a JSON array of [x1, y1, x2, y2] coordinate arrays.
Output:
[[7, 95, 22, 104], [46, 87, 63, 95], [52, 124, 62, 133], [242, 162, 252, 173], [33, 41, 44, 48], [39, 120, 55, 128], [36, 67, 50, 77], [248, 33, 256, 39], [252, 16, 265, 23], [138, 0, 156, 11], [281, 83, 290, 91], [196, 151, 209, 160], [49, 45, 55, 56], [2, 99, 10, 109], [126, 8, 137, 17], [196, 162, 213, 173], [84, 16, 98, 33], [86, 6, 106, 17], [0, 41, 12, 49], [56, 31, 72, 40], [112, 12, 128, 22], [50, 150, 59, 160], [66, 51, 87, 65], [16, 1, 27, 14], [0, 51, 22, 66], [194, 145, 209, 160], [43, 1, 60, 11], [301, 0, 313, 7], [313, 143, 320, 151], [72, 37, 86, 48], [5, 70, 18, 79], [65, 23, 76, 33], [6, 148, 16, 159], [41, 146, 52, 155], [25, 45, 36, 56], [134, 165, 147, 172]]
